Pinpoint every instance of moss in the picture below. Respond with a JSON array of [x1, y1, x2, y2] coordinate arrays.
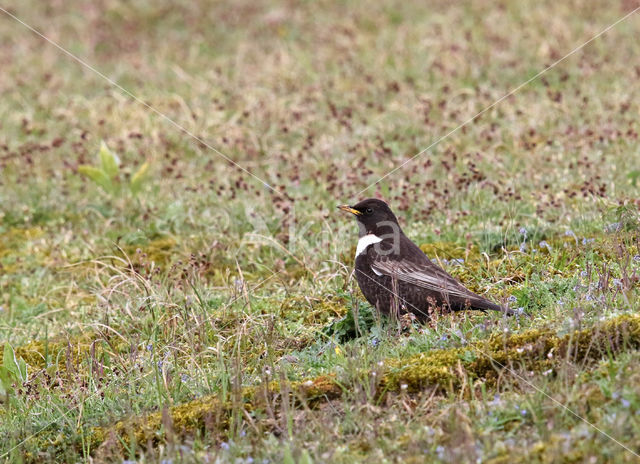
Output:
[[0, 226, 44, 258], [1, 332, 128, 378], [281, 296, 348, 325], [0, 226, 46, 274], [515, 435, 587, 463], [419, 241, 480, 261], [90, 374, 343, 459], [101, 394, 228, 449], [123, 237, 177, 267], [78, 314, 640, 458], [384, 314, 640, 393], [292, 374, 343, 402]]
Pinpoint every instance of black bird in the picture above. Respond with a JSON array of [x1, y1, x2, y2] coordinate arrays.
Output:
[[339, 198, 511, 320]]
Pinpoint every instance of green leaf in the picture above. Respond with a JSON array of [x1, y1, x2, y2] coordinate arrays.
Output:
[[1, 344, 28, 390], [3, 343, 19, 378], [130, 161, 150, 195], [99, 141, 120, 179], [300, 450, 314, 464], [282, 446, 295, 464], [0, 366, 13, 396], [78, 165, 113, 193], [17, 359, 27, 383]]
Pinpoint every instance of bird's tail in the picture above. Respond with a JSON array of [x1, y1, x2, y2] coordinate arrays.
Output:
[[472, 297, 516, 316]]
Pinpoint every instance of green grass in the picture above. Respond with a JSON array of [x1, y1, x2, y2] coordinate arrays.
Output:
[[1, 0, 639, 462]]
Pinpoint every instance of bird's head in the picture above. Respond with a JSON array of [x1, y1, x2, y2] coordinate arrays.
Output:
[[338, 198, 400, 236]]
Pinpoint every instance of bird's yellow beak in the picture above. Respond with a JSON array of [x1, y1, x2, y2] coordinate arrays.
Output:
[[338, 205, 362, 216]]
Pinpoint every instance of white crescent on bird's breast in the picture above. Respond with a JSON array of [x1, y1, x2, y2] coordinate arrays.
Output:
[[356, 234, 383, 258]]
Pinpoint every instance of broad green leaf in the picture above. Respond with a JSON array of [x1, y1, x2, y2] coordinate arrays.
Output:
[[0, 366, 12, 396], [300, 450, 314, 464], [3, 344, 19, 378], [99, 141, 120, 179], [78, 165, 113, 193], [282, 447, 295, 464], [17, 359, 27, 383], [130, 161, 150, 195]]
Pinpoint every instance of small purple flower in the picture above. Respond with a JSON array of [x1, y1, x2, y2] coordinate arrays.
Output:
[[147, 344, 153, 352], [580, 270, 588, 278], [520, 409, 527, 416], [539, 241, 551, 251], [519, 227, 527, 236], [633, 255, 640, 263], [621, 398, 631, 408], [508, 295, 517, 303], [220, 442, 230, 451], [566, 230, 578, 244], [181, 374, 190, 382]]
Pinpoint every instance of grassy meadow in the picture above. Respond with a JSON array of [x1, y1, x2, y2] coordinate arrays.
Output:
[[1, 0, 640, 462]]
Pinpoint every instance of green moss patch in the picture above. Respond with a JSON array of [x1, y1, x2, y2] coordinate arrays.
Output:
[[90, 374, 343, 459], [384, 314, 640, 392], [84, 314, 640, 456], [1, 332, 128, 381]]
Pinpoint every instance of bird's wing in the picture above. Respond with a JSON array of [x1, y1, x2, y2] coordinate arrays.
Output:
[[371, 255, 477, 300]]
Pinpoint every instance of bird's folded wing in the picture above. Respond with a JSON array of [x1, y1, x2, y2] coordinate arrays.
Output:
[[371, 258, 476, 299]]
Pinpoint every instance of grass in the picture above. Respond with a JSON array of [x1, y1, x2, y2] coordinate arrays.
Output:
[[0, 0, 639, 462]]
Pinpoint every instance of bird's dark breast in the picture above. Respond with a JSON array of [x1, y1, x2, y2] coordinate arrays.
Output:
[[355, 254, 435, 320]]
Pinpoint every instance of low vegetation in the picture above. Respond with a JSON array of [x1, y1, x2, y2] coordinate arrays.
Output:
[[1, 0, 639, 462]]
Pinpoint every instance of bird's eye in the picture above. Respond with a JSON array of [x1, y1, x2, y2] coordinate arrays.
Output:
[[366, 208, 373, 214]]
